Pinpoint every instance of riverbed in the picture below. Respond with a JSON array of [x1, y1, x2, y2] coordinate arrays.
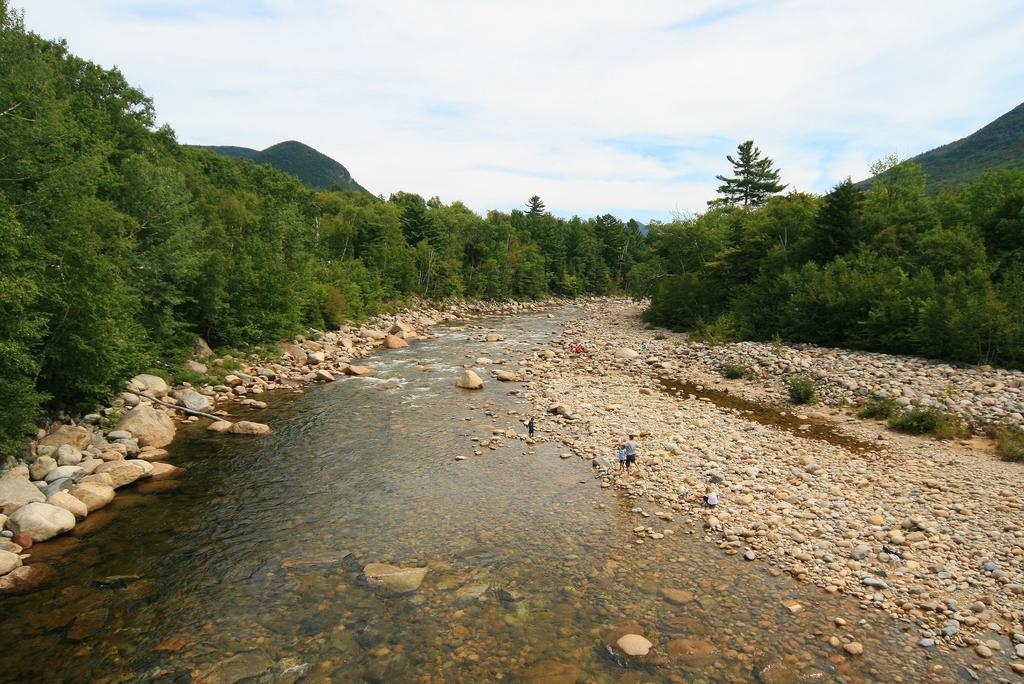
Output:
[[0, 307, 995, 682]]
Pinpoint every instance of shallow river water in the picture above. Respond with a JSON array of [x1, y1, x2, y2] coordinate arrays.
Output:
[[0, 308, 998, 682]]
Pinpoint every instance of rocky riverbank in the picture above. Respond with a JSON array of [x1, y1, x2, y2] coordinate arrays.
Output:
[[518, 300, 1024, 678], [0, 297, 561, 592]]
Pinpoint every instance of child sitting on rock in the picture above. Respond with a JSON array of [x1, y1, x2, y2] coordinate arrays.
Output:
[[702, 485, 719, 507]]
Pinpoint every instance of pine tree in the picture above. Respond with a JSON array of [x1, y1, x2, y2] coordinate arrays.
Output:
[[526, 195, 546, 216], [710, 140, 787, 208]]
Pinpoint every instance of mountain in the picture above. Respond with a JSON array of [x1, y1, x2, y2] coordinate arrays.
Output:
[[203, 140, 369, 193], [863, 101, 1024, 192]]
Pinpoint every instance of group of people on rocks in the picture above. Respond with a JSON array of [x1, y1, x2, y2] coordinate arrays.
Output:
[[612, 432, 719, 507]]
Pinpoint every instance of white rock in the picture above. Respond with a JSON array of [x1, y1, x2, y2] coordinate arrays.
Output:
[[7, 502, 76, 542]]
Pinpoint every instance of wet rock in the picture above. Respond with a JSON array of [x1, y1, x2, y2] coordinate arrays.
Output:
[[485, 333, 503, 342], [616, 634, 653, 657], [207, 420, 233, 433], [116, 405, 176, 448], [457, 370, 485, 390], [38, 425, 92, 451], [754, 658, 802, 683], [177, 388, 212, 413], [494, 370, 521, 382], [7, 502, 76, 542], [666, 638, 717, 666], [66, 607, 109, 642], [843, 642, 864, 656], [660, 587, 695, 605], [0, 563, 52, 593], [148, 462, 185, 480], [344, 365, 376, 377], [362, 563, 428, 593], [520, 659, 583, 684], [199, 651, 274, 684], [384, 335, 408, 349], [228, 421, 272, 436], [69, 483, 116, 513], [47, 491, 88, 520]]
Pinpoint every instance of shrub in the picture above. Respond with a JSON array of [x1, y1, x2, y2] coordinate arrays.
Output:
[[787, 376, 817, 404], [995, 426, 1024, 461], [889, 405, 968, 439], [856, 397, 902, 420], [721, 364, 755, 380]]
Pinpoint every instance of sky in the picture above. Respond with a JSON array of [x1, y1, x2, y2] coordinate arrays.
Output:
[[19, 0, 1024, 223]]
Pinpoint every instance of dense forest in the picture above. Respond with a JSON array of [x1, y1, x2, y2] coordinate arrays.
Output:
[[632, 155, 1024, 370], [0, 5, 645, 456]]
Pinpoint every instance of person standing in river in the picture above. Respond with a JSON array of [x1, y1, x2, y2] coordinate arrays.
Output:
[[527, 416, 536, 439]]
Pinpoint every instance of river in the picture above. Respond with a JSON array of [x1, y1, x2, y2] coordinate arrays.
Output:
[[0, 307, 989, 682]]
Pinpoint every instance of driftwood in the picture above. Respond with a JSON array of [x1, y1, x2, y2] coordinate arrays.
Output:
[[122, 389, 224, 422]]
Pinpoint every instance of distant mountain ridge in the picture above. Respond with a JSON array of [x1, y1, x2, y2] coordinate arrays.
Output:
[[202, 140, 369, 193], [863, 101, 1024, 192]]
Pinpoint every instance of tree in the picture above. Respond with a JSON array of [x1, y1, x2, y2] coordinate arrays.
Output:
[[526, 195, 546, 216], [709, 140, 787, 208]]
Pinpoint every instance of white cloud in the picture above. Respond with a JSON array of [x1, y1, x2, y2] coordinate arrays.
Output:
[[19, 0, 1024, 221]]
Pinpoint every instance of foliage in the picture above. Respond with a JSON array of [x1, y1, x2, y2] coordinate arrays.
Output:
[[994, 426, 1024, 462], [787, 376, 817, 404], [0, 5, 647, 457], [720, 364, 755, 380], [709, 140, 787, 208], [888, 405, 968, 439], [203, 141, 368, 193], [856, 397, 902, 420]]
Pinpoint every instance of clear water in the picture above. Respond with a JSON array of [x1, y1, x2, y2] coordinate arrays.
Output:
[[0, 308, 996, 683]]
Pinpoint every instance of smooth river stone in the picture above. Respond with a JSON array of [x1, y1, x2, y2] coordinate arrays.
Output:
[[6, 502, 76, 542], [362, 563, 428, 593]]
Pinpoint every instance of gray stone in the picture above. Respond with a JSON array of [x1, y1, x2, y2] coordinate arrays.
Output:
[[55, 445, 82, 466], [177, 388, 212, 413], [0, 469, 46, 509], [43, 479, 74, 497], [44, 465, 84, 483], [861, 576, 889, 589], [851, 544, 871, 560], [29, 456, 58, 481]]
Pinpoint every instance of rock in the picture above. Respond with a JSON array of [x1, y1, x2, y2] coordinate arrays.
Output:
[[38, 425, 92, 451], [7, 502, 76, 542], [315, 370, 335, 382], [0, 564, 52, 593], [457, 370, 485, 390], [228, 421, 272, 436], [974, 644, 993, 658], [390, 320, 416, 336], [47, 491, 88, 520], [184, 359, 208, 375], [177, 389, 212, 413], [843, 642, 864, 656], [384, 335, 409, 349], [199, 651, 274, 684], [362, 563, 428, 593], [660, 587, 695, 605], [494, 370, 520, 382], [616, 634, 653, 657], [207, 420, 234, 433], [193, 336, 214, 359], [94, 461, 146, 488], [130, 373, 169, 397], [68, 483, 116, 513], [55, 445, 83, 466], [66, 607, 109, 642], [29, 456, 58, 482], [754, 658, 802, 684], [614, 348, 639, 359], [484, 333, 503, 342], [44, 465, 85, 483], [0, 469, 46, 509], [0, 549, 21, 576], [851, 544, 871, 560], [116, 405, 176, 448], [743, 550, 757, 561], [861, 576, 889, 590], [344, 365, 376, 377], [520, 659, 582, 684], [148, 462, 185, 480], [666, 638, 717, 665], [278, 342, 307, 365]]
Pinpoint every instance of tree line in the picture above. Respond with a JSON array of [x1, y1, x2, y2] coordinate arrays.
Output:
[[0, 4, 646, 456], [631, 143, 1024, 370]]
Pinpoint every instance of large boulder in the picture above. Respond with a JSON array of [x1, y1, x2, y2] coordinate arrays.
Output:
[[7, 502, 76, 542], [47, 491, 88, 520], [55, 445, 83, 466], [344, 365, 376, 377], [193, 336, 214, 359], [0, 549, 21, 576], [457, 370, 484, 390], [43, 465, 85, 484], [69, 483, 115, 513], [94, 461, 147, 488], [666, 638, 717, 666], [484, 333, 503, 342], [383, 335, 408, 350], [494, 370, 520, 382], [278, 342, 308, 365], [0, 469, 46, 510], [207, 420, 234, 433], [38, 425, 92, 451], [389, 319, 416, 336], [116, 405, 176, 448], [29, 456, 58, 482], [362, 563, 428, 593], [176, 389, 212, 413], [129, 373, 169, 397]]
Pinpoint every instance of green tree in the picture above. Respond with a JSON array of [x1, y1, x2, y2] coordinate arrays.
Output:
[[526, 195, 546, 216], [710, 140, 787, 208]]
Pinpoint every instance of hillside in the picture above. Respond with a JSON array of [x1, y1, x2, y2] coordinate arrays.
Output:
[[204, 140, 369, 193], [864, 101, 1024, 192]]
